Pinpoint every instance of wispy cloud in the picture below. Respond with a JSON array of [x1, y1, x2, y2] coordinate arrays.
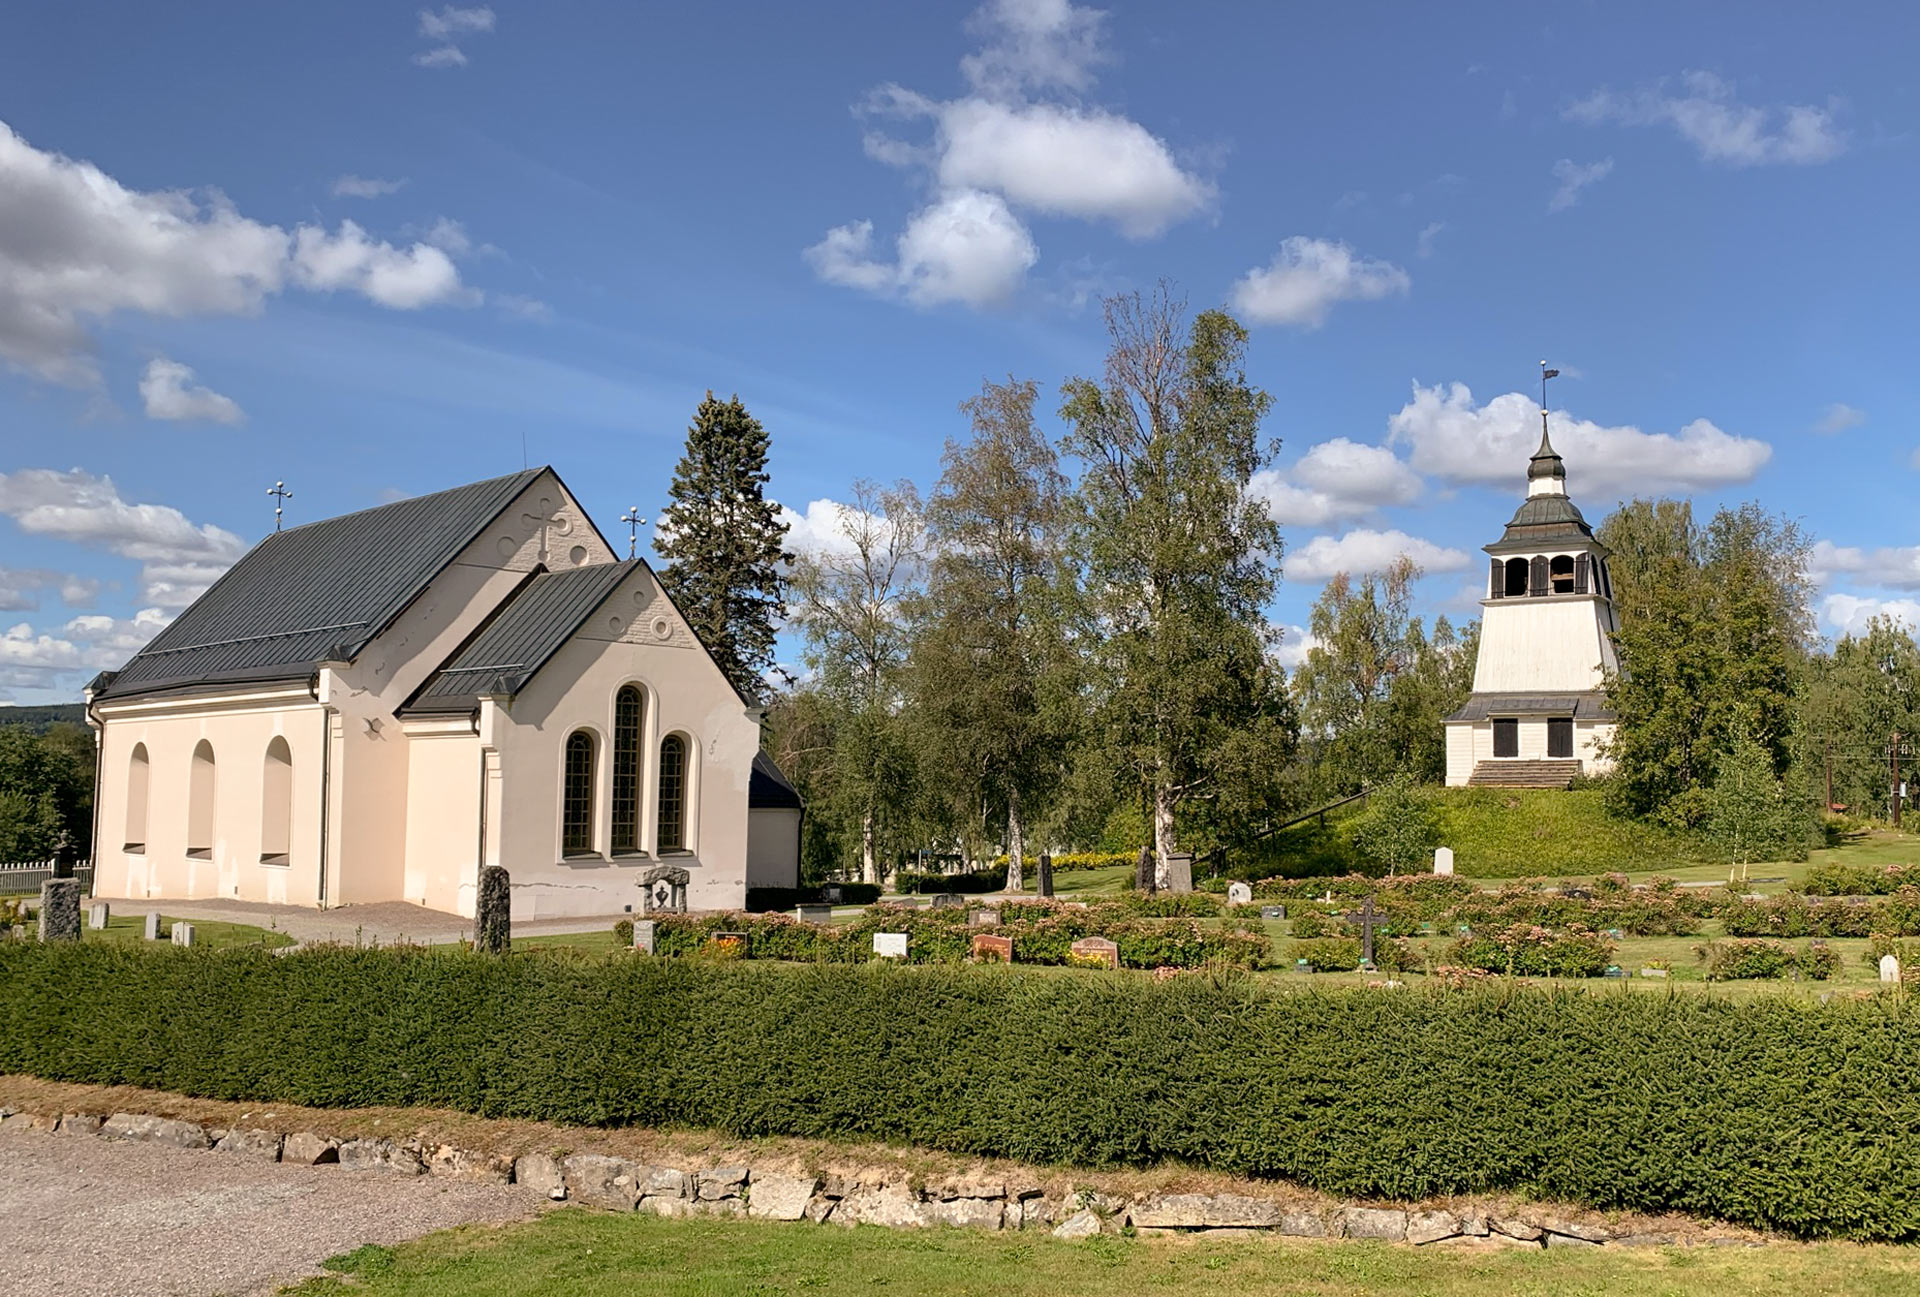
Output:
[[1567, 71, 1846, 166], [414, 5, 494, 69], [1548, 157, 1614, 212], [332, 174, 408, 199]]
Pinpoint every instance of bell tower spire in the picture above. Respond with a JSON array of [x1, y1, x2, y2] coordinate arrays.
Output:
[[1529, 361, 1566, 497]]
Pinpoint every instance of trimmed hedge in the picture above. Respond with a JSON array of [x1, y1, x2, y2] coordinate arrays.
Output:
[[5, 944, 1920, 1239]]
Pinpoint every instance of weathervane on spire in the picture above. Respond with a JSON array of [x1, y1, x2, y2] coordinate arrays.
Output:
[[268, 480, 293, 532], [619, 506, 646, 558], [1539, 360, 1560, 443]]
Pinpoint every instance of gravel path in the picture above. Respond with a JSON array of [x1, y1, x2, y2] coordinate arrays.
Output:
[[92, 897, 622, 947], [0, 1125, 546, 1296]]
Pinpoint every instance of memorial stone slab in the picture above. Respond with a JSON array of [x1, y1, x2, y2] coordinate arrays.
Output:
[[1433, 846, 1455, 876], [1069, 936, 1120, 969], [1882, 954, 1901, 983], [1037, 853, 1054, 897], [38, 878, 79, 942], [971, 932, 1014, 963], [144, 911, 162, 941], [88, 901, 110, 930], [794, 904, 834, 924], [1226, 881, 1253, 905], [1260, 905, 1287, 919], [476, 865, 511, 954], [874, 932, 909, 959], [968, 908, 999, 926], [930, 893, 965, 910], [632, 919, 657, 955], [170, 921, 195, 948], [1165, 852, 1194, 894]]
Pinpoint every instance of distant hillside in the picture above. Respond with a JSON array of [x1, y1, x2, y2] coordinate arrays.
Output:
[[0, 703, 88, 732]]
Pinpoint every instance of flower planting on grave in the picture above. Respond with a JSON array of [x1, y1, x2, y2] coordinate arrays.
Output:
[[1445, 924, 1615, 978], [1696, 939, 1840, 982], [1794, 861, 1919, 897], [8, 941, 1920, 1240]]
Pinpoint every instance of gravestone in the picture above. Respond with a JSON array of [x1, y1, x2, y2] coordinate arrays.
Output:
[[1342, 896, 1381, 970], [930, 893, 965, 910], [1433, 847, 1455, 877], [631, 919, 657, 955], [1036, 852, 1054, 898], [1069, 936, 1120, 969], [822, 886, 844, 904], [38, 879, 80, 943], [873, 932, 908, 959], [1165, 852, 1193, 894], [1226, 882, 1253, 906], [640, 864, 690, 916], [171, 921, 195, 948], [971, 933, 1013, 963], [968, 908, 999, 926], [476, 865, 511, 955], [144, 912, 162, 941], [1135, 845, 1155, 894], [794, 904, 833, 924], [1882, 954, 1901, 983], [1260, 904, 1287, 920], [88, 902, 110, 930]]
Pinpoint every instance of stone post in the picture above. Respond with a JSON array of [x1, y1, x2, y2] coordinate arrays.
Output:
[[476, 866, 511, 955], [38, 878, 80, 943], [1037, 852, 1054, 898]]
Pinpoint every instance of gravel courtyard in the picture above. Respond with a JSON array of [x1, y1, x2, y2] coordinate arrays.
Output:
[[0, 1125, 546, 1296]]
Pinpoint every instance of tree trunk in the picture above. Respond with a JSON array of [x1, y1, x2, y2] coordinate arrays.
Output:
[[1152, 780, 1177, 892], [1005, 787, 1025, 893], [861, 809, 877, 886]]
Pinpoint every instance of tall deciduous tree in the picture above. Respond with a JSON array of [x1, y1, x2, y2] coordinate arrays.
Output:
[[788, 480, 927, 884], [1060, 285, 1291, 888], [909, 378, 1077, 891], [1795, 617, 1920, 819], [1599, 499, 1813, 824], [656, 392, 791, 698]]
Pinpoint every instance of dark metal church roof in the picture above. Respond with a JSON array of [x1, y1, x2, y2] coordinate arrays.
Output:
[[1485, 492, 1599, 554], [95, 469, 544, 701], [403, 560, 639, 713], [750, 750, 804, 810]]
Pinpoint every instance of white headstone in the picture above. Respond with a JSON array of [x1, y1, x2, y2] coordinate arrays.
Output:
[[171, 921, 195, 948], [143, 912, 162, 941], [1881, 954, 1901, 984], [632, 919, 656, 955], [88, 902, 110, 930], [1433, 847, 1455, 877], [1226, 882, 1253, 905], [873, 932, 908, 959]]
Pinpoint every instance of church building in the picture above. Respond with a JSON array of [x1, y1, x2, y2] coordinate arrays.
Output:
[[83, 467, 801, 918], [1443, 423, 1621, 787]]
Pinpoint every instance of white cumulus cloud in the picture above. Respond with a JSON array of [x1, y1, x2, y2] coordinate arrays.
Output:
[[806, 190, 1038, 309], [1249, 438, 1423, 528], [1287, 529, 1470, 582], [1386, 382, 1772, 498], [0, 119, 477, 387], [1548, 157, 1614, 212], [139, 357, 244, 425], [1810, 541, 1920, 592], [1272, 622, 1321, 672], [1822, 593, 1920, 639], [1231, 237, 1410, 329], [1567, 70, 1846, 167]]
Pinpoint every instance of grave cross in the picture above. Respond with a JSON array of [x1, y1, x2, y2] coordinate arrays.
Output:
[[1343, 895, 1381, 970]]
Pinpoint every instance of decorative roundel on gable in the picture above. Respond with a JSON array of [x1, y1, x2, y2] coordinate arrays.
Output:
[[607, 616, 624, 634], [570, 545, 590, 566], [651, 616, 673, 641], [496, 535, 518, 558]]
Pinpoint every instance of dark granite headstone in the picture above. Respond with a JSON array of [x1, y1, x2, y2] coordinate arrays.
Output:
[[1036, 853, 1054, 898], [1136, 845, 1155, 894], [38, 878, 80, 943], [476, 865, 511, 955]]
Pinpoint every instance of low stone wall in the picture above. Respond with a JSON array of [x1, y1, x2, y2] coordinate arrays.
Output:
[[0, 1103, 1744, 1251]]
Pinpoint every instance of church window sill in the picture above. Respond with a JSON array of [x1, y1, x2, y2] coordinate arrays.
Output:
[[123, 843, 145, 854], [185, 848, 211, 860], [259, 853, 290, 867], [560, 852, 606, 866]]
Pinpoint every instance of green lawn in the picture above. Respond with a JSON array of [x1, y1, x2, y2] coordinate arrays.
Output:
[[84, 912, 295, 951], [281, 1210, 1920, 1297]]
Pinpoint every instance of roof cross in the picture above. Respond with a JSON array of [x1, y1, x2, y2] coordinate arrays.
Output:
[[267, 480, 293, 532], [619, 506, 646, 559]]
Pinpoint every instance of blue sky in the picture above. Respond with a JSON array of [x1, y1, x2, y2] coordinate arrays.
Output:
[[1, 1, 1915, 704]]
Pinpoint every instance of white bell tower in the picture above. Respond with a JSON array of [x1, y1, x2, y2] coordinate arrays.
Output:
[[1443, 365, 1620, 788]]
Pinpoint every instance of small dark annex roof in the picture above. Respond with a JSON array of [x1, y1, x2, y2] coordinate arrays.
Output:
[[750, 750, 804, 811], [1445, 691, 1616, 723], [404, 560, 639, 714], [96, 469, 545, 702]]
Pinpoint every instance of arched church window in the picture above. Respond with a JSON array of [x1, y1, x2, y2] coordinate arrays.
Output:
[[188, 740, 216, 860], [261, 737, 292, 865], [611, 686, 644, 854], [658, 734, 688, 854], [1550, 555, 1575, 594], [562, 731, 597, 857], [125, 744, 150, 852], [1503, 557, 1529, 597]]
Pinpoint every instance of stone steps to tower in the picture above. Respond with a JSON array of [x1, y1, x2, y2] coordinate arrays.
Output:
[[1466, 759, 1582, 790]]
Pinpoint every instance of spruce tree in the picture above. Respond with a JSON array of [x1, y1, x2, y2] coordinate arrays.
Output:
[[657, 392, 791, 698]]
